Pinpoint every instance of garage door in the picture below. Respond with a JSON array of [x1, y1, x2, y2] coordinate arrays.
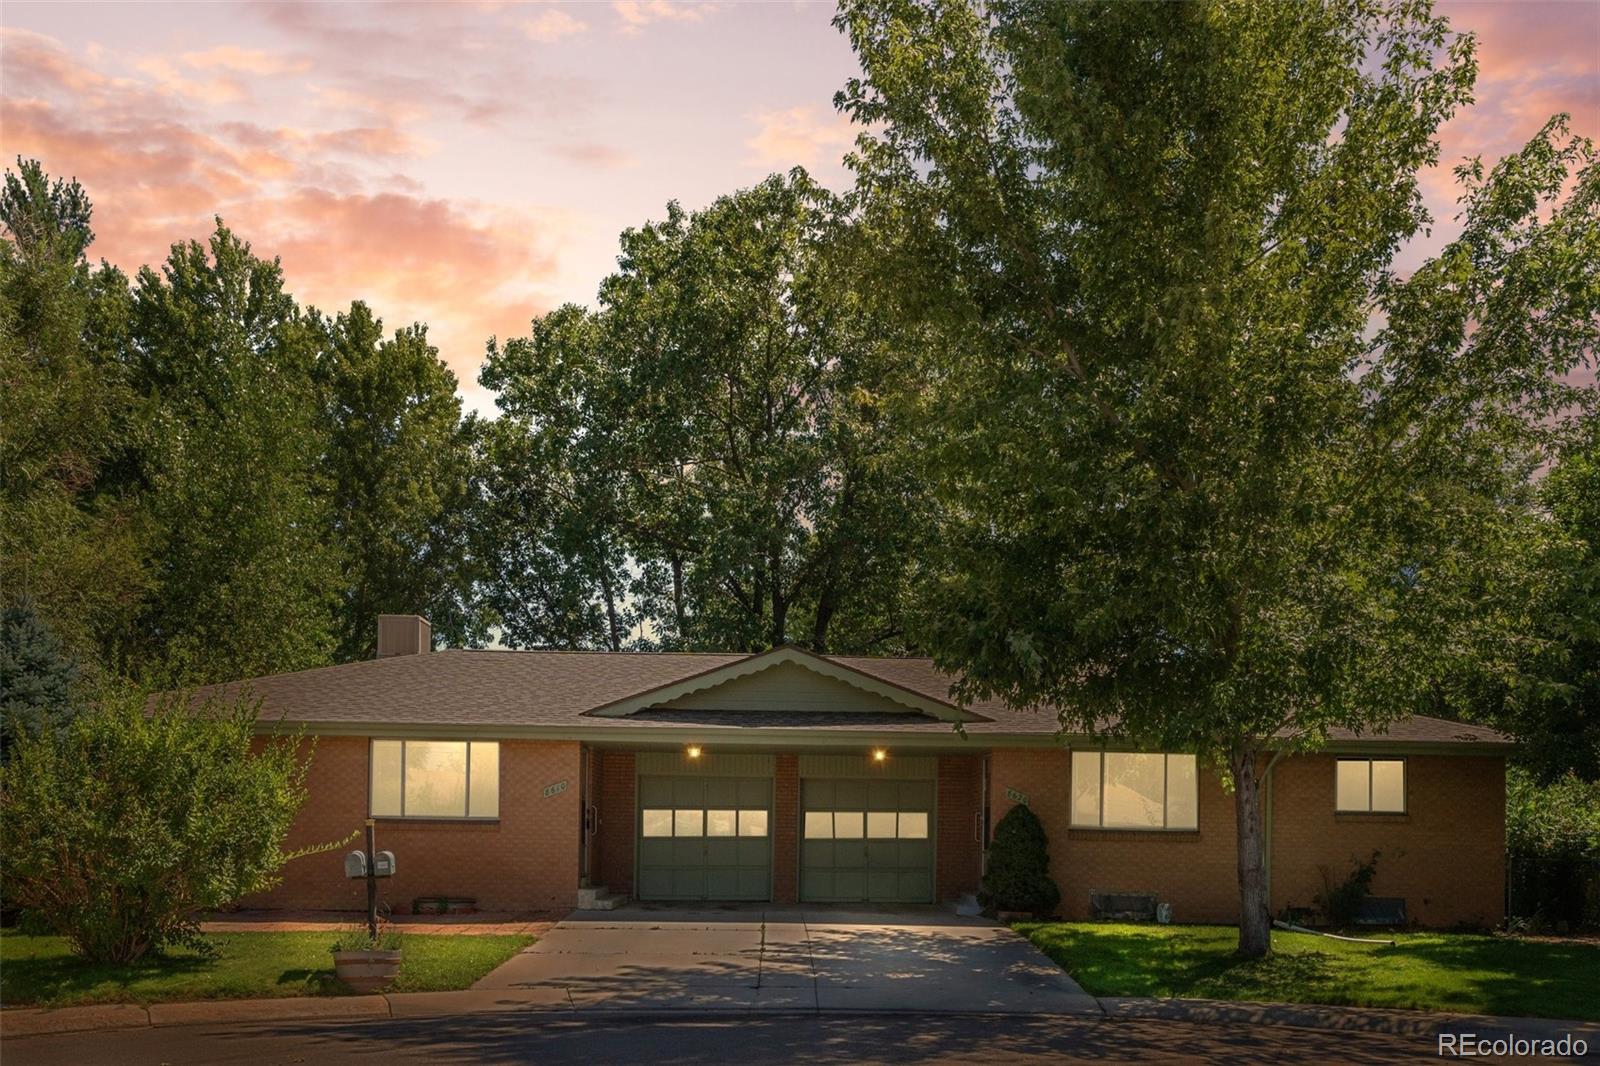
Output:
[[638, 775, 772, 901], [801, 777, 934, 903]]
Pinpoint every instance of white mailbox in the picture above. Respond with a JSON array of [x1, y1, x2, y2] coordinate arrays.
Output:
[[373, 850, 397, 878], [344, 850, 368, 879]]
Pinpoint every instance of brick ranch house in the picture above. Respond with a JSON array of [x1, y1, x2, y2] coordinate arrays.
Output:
[[225, 615, 1510, 927]]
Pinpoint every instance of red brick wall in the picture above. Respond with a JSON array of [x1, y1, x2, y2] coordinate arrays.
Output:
[[773, 754, 799, 903], [1269, 754, 1505, 928], [593, 751, 636, 898], [936, 755, 983, 901], [987, 747, 1506, 927], [246, 736, 581, 914]]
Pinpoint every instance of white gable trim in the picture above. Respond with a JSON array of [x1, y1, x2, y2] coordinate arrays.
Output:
[[584, 646, 988, 723]]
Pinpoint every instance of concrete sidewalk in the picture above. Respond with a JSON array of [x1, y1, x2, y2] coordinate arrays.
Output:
[[6, 989, 1597, 1045], [199, 909, 558, 937]]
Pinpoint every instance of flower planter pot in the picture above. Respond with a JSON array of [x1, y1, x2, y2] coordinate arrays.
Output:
[[331, 948, 402, 993]]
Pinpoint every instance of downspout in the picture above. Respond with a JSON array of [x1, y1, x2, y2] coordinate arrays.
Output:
[[1262, 749, 1287, 916], [979, 754, 990, 879]]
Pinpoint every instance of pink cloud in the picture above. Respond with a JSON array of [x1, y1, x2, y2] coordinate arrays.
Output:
[[229, 189, 562, 377], [612, 0, 715, 34], [134, 55, 248, 104], [745, 105, 854, 169], [550, 141, 637, 169], [0, 22, 564, 393], [178, 44, 311, 76], [523, 9, 587, 43], [1429, 3, 1599, 192], [246, 1, 599, 127]]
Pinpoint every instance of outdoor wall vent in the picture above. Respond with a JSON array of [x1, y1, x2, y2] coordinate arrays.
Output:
[[376, 614, 432, 658]]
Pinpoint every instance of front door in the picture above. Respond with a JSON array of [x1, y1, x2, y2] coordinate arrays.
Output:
[[637, 775, 772, 901], [800, 778, 934, 903]]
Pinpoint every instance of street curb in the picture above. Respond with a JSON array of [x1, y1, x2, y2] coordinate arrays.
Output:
[[4, 992, 1595, 1042], [1, 996, 392, 1039], [1099, 997, 1600, 1044]]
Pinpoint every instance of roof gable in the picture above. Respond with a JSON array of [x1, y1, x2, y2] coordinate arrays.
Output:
[[585, 646, 989, 723]]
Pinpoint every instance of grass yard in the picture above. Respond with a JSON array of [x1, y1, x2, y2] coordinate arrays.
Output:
[[1016, 922, 1600, 1022], [0, 930, 533, 1009]]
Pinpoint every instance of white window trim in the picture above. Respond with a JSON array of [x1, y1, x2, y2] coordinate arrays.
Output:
[[370, 739, 500, 820], [1335, 757, 1407, 814], [1070, 751, 1200, 832]]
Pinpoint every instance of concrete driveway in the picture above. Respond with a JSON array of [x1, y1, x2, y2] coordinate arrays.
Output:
[[471, 904, 1100, 1015]]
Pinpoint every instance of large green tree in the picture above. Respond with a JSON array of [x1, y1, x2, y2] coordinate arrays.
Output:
[[480, 172, 929, 653], [121, 224, 339, 684], [1453, 417, 1600, 781], [314, 302, 483, 658], [0, 602, 80, 760], [0, 160, 145, 666], [836, 0, 1597, 955]]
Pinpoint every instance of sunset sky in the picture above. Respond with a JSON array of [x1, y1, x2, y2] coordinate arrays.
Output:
[[2, 1, 1596, 413]]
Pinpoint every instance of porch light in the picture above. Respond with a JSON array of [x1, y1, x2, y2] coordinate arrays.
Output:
[[872, 748, 888, 763], [686, 745, 703, 760]]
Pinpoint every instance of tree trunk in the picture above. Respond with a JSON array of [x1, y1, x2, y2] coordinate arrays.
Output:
[[671, 554, 688, 639], [811, 590, 836, 654], [599, 569, 622, 652], [1230, 746, 1271, 958], [768, 536, 786, 647]]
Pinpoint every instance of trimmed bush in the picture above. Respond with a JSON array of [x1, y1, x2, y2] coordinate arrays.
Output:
[[0, 686, 312, 962], [979, 803, 1061, 916]]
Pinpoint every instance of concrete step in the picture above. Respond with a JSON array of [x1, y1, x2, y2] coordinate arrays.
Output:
[[576, 886, 625, 911]]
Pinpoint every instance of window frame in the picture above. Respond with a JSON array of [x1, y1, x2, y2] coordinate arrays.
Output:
[[1334, 757, 1407, 814], [1069, 750, 1200, 832], [369, 739, 501, 821]]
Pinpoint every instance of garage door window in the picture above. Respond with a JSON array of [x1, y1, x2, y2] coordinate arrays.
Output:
[[644, 807, 769, 837], [806, 810, 929, 839]]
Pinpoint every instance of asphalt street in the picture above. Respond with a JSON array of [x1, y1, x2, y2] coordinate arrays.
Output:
[[1, 1011, 1524, 1065]]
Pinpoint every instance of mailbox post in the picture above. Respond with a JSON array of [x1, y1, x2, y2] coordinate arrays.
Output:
[[364, 819, 378, 940], [345, 820, 395, 940]]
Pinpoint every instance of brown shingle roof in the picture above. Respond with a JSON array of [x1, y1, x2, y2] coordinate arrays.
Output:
[[210, 648, 1510, 748]]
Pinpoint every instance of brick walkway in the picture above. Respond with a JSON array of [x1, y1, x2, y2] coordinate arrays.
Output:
[[200, 909, 559, 937]]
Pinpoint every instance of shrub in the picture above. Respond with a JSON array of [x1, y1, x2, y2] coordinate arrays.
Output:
[[979, 803, 1061, 916], [1317, 850, 1381, 927], [1506, 767, 1600, 931], [0, 685, 312, 962]]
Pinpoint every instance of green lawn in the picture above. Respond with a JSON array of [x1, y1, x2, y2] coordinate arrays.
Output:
[[0, 930, 533, 1009], [1016, 922, 1600, 1022]]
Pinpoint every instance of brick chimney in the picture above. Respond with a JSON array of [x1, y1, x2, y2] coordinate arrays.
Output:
[[376, 614, 432, 658]]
